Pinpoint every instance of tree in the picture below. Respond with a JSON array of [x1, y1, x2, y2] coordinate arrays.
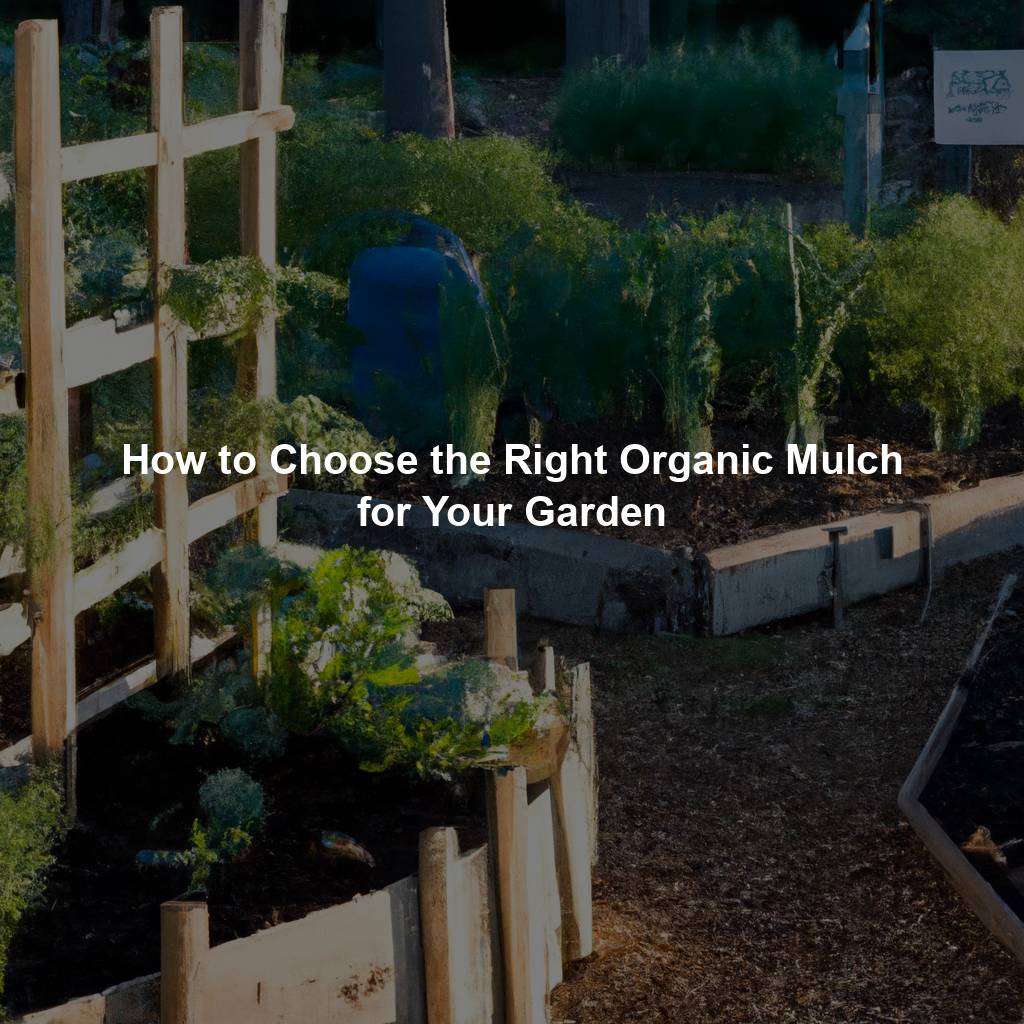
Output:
[[565, 0, 650, 71], [380, 0, 455, 140]]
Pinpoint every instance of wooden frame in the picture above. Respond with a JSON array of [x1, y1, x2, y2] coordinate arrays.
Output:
[[4, 1, 293, 761]]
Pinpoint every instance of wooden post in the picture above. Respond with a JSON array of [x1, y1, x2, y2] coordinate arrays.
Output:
[[839, 9, 872, 236], [161, 900, 208, 1024], [149, 6, 191, 683], [488, 766, 534, 1024], [566, 0, 650, 70], [529, 641, 556, 695], [550, 661, 596, 960], [16, 20, 76, 760], [419, 827, 459, 1024], [238, 0, 286, 677], [484, 587, 518, 670]]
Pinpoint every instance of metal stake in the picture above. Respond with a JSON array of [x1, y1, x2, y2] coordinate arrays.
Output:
[[824, 525, 849, 629]]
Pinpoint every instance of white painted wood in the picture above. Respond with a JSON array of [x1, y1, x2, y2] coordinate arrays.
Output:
[[186, 474, 288, 546]]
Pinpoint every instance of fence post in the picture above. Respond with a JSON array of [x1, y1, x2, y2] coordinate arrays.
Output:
[[550, 660, 595, 960], [488, 765, 534, 1024], [15, 19, 76, 760], [484, 587, 518, 670], [419, 826, 459, 1024], [149, 6, 191, 683], [529, 641, 556, 695], [239, 0, 287, 678], [161, 900, 208, 1024]]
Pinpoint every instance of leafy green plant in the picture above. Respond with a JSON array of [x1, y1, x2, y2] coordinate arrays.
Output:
[[866, 196, 1024, 450], [269, 547, 419, 733], [633, 215, 740, 451], [138, 769, 265, 894], [0, 765, 65, 1004], [779, 217, 873, 447], [553, 25, 841, 177]]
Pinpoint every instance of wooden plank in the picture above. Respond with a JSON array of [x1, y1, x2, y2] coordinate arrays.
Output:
[[2, 632, 233, 768], [0, 601, 30, 657], [73, 528, 164, 615], [529, 641, 556, 695], [0, 544, 24, 580], [64, 319, 153, 389], [16, 19, 76, 758], [181, 105, 294, 159], [239, 0, 288, 678], [0, 371, 21, 415], [149, 7, 191, 684], [488, 766, 535, 1024], [527, 786, 562, 1006], [61, 131, 159, 183], [187, 474, 289, 546], [161, 901, 209, 1024], [485, 587, 518, 670]]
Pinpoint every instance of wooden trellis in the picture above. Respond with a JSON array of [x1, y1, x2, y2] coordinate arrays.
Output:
[[3, 1, 292, 763]]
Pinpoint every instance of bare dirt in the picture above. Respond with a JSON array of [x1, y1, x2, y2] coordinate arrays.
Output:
[[426, 549, 1024, 1023]]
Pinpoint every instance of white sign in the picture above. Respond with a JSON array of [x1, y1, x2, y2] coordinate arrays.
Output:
[[934, 50, 1024, 144]]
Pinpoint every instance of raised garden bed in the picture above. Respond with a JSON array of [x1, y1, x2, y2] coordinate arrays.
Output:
[[363, 402, 1024, 554], [902, 575, 1024, 962], [5, 701, 477, 1015]]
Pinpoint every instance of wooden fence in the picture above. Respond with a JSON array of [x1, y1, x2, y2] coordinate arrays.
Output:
[[16, 590, 599, 1024], [0, 1, 292, 764]]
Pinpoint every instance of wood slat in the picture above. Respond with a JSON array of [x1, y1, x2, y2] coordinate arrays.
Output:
[[1, 631, 234, 768], [239, 0, 288, 678], [61, 131, 159, 183], [16, 19, 77, 757], [181, 105, 294, 160], [187, 474, 288, 546], [150, 7, 191, 683], [0, 601, 30, 658], [0, 545, 24, 580], [73, 527, 164, 615], [64, 318, 153, 389], [0, 372, 20, 415]]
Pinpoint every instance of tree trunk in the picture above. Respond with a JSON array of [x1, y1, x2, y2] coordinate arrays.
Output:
[[565, 0, 649, 71], [62, 0, 94, 43], [381, 0, 456, 140]]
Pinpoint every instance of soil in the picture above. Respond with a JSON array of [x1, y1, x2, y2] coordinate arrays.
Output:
[[421, 549, 1024, 1022], [0, 601, 155, 751], [922, 581, 1024, 922], [5, 701, 485, 1016], [366, 399, 1024, 555]]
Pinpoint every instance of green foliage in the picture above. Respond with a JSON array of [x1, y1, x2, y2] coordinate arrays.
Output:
[[553, 26, 841, 177], [781, 219, 873, 447], [140, 769, 265, 894], [0, 765, 65, 1003], [347, 659, 542, 779], [132, 661, 288, 760], [866, 196, 1024, 450], [280, 116, 611, 278], [269, 548, 418, 732], [0, 415, 26, 558], [164, 258, 277, 340], [633, 215, 740, 451]]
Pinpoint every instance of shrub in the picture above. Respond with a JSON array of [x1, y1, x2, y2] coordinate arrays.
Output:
[[866, 196, 1024, 450], [553, 25, 841, 177], [0, 765, 65, 1004]]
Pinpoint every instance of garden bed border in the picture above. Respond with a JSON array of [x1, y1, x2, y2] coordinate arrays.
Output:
[[896, 574, 1024, 964]]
